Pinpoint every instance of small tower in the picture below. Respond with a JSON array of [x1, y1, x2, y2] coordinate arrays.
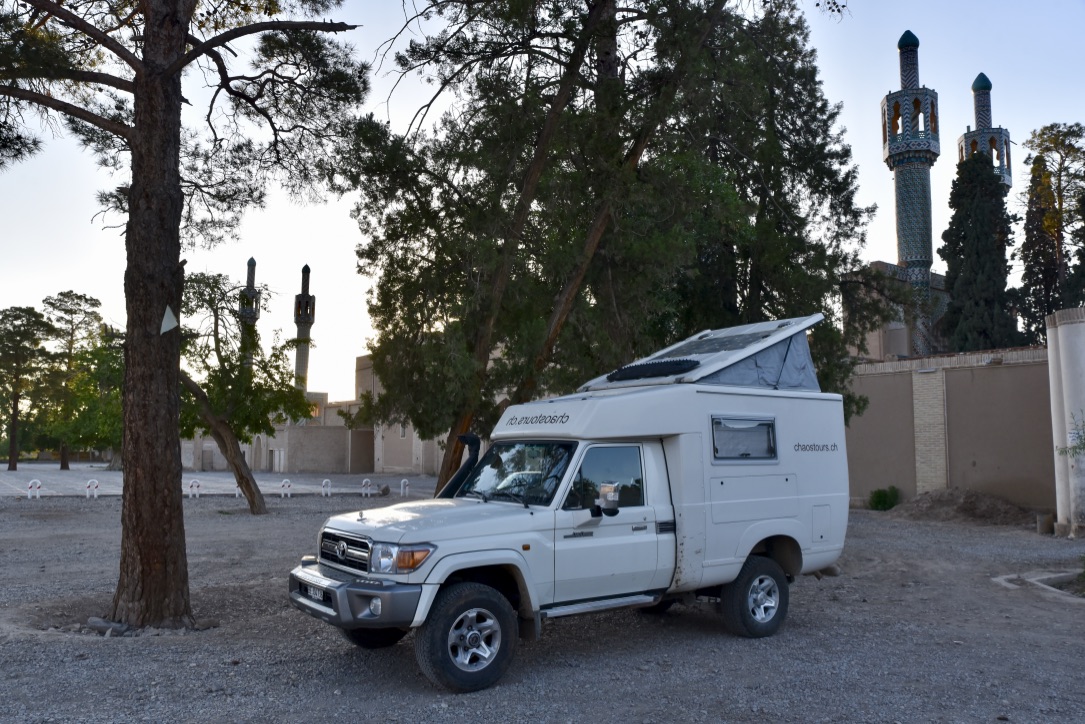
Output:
[[881, 30, 940, 356], [238, 257, 261, 368], [294, 264, 315, 391], [957, 73, 1012, 187]]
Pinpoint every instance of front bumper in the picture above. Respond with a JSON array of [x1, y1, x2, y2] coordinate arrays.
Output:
[[289, 559, 422, 629]]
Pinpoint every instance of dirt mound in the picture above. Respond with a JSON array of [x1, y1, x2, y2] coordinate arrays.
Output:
[[887, 488, 1036, 527]]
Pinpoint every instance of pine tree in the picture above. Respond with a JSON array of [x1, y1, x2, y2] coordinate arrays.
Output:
[[1013, 155, 1061, 343], [1023, 123, 1085, 285], [939, 152, 1019, 351]]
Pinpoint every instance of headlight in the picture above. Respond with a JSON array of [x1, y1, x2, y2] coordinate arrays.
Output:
[[369, 542, 435, 574]]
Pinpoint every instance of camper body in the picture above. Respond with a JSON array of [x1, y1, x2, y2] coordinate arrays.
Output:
[[289, 314, 849, 692]]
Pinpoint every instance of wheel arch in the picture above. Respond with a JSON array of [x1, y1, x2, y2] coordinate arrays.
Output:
[[748, 535, 803, 579], [423, 552, 538, 620]]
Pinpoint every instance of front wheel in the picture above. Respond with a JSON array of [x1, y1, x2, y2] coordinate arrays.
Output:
[[719, 556, 789, 638], [340, 626, 408, 649], [414, 582, 518, 692]]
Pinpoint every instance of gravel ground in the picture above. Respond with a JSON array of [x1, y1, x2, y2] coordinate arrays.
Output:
[[2, 493, 1084, 723]]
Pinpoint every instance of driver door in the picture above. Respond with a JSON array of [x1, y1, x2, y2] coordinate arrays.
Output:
[[553, 444, 659, 602]]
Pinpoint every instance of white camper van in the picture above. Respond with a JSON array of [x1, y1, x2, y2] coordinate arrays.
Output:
[[289, 313, 849, 692]]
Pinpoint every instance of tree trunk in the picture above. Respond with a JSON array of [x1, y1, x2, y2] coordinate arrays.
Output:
[[7, 387, 18, 471], [111, 2, 193, 629], [179, 370, 268, 514], [435, 411, 474, 492], [59, 441, 70, 471]]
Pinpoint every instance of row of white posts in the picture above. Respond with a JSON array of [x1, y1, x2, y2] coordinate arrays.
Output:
[[26, 477, 414, 500]]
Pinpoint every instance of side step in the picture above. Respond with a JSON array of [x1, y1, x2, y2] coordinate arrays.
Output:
[[542, 594, 658, 619]]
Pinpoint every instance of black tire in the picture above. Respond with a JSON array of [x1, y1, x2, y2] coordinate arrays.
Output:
[[719, 556, 789, 638], [414, 582, 518, 692], [340, 626, 408, 649]]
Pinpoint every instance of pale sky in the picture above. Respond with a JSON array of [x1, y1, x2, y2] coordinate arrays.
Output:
[[1, 2, 1082, 401]]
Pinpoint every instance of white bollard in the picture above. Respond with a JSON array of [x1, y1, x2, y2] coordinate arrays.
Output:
[[400, 479, 409, 497], [28, 479, 41, 499], [321, 479, 332, 497], [281, 479, 292, 498], [188, 479, 200, 499], [85, 479, 99, 499], [361, 478, 372, 497]]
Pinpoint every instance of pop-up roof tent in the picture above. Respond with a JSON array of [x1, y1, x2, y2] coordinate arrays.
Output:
[[578, 313, 823, 392]]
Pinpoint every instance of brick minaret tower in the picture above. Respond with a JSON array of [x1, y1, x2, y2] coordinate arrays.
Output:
[[881, 30, 940, 356], [294, 264, 315, 391]]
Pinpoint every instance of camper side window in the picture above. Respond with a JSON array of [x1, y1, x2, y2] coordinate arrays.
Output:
[[712, 418, 776, 461]]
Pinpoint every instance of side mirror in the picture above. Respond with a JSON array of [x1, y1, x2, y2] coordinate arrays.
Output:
[[597, 482, 620, 517], [589, 504, 603, 518]]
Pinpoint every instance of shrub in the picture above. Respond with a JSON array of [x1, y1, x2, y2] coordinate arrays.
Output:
[[868, 485, 901, 511]]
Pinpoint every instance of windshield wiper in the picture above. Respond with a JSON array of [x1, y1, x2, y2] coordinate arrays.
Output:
[[462, 490, 489, 503], [490, 489, 529, 508]]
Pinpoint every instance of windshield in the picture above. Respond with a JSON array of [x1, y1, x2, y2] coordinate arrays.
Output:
[[456, 441, 577, 506]]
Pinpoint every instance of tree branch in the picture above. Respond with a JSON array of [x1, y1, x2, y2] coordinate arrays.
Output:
[[0, 69, 134, 94], [167, 20, 359, 76], [0, 84, 132, 140], [21, 0, 143, 71]]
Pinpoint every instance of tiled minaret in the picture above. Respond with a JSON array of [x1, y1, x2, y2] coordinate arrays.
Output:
[[881, 30, 940, 356], [957, 73, 1012, 187], [293, 264, 315, 391], [238, 257, 261, 368]]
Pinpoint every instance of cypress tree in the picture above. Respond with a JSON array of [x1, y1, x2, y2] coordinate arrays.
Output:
[[938, 152, 1019, 351], [1013, 154, 1061, 343]]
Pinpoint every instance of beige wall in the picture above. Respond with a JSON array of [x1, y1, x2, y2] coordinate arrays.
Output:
[[846, 372, 916, 504], [944, 363, 1055, 509], [847, 349, 1054, 511]]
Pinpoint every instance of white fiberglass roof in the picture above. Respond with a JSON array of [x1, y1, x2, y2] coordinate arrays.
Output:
[[578, 313, 824, 392]]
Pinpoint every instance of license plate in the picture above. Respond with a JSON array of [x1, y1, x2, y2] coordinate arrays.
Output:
[[305, 584, 325, 602]]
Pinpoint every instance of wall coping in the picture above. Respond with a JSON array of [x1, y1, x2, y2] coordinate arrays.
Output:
[[854, 347, 1047, 376]]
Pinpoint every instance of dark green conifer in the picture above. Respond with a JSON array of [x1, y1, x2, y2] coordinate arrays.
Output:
[[938, 152, 1019, 351], [1012, 154, 1061, 343]]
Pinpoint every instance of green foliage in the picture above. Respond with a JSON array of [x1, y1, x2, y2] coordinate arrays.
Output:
[[938, 152, 1020, 352], [1023, 123, 1085, 266], [868, 485, 901, 511], [350, 0, 898, 446], [179, 272, 311, 442], [31, 292, 105, 463], [0, 305, 57, 464], [1012, 155, 1062, 344], [1058, 411, 1085, 458]]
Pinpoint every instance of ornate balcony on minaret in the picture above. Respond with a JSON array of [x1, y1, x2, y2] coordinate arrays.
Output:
[[957, 73, 1012, 187]]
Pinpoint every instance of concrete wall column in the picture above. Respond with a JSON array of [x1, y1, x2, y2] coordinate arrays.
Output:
[[1046, 313, 1070, 526], [1052, 308, 1085, 536], [912, 368, 948, 494]]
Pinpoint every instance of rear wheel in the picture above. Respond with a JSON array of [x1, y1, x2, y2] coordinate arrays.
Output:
[[340, 626, 408, 649], [719, 556, 789, 638], [414, 582, 518, 692]]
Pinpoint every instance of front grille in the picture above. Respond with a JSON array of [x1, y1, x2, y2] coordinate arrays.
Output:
[[319, 531, 371, 573]]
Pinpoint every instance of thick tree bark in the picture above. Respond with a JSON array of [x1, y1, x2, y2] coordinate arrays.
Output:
[[179, 370, 268, 514], [7, 388, 19, 471], [59, 442, 70, 470], [110, 2, 193, 629]]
